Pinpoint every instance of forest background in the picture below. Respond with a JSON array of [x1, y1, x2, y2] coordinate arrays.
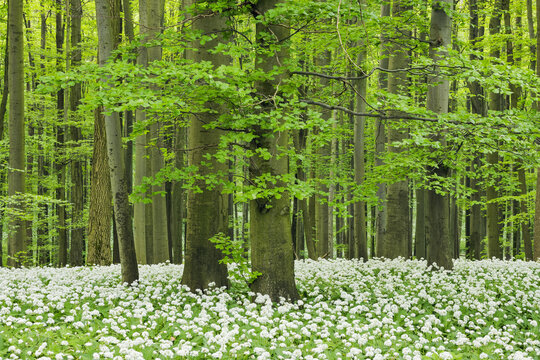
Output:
[[0, 0, 539, 300]]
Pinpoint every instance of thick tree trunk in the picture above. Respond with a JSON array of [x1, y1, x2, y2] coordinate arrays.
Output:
[[87, 108, 113, 265], [378, 0, 410, 259], [96, 0, 139, 283], [249, 0, 298, 302], [7, 0, 26, 267], [425, 0, 453, 270], [181, 0, 230, 290]]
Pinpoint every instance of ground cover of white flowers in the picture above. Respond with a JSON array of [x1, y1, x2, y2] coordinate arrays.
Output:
[[0, 259, 539, 360]]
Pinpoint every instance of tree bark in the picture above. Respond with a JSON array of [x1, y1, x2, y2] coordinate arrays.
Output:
[[181, 0, 230, 290], [378, 0, 410, 259], [353, 25, 368, 260], [425, 0, 453, 270], [486, 0, 503, 259], [134, 0, 149, 264], [170, 125, 185, 264], [69, 0, 84, 267], [87, 108, 113, 265], [147, 0, 169, 264], [534, 0, 540, 261], [249, 0, 299, 302], [7, 0, 27, 267], [96, 0, 139, 283]]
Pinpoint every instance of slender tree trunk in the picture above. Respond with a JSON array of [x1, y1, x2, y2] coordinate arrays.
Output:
[[354, 29, 368, 260], [134, 0, 149, 264], [87, 108, 113, 265], [378, 0, 410, 259], [486, 0, 503, 259], [181, 0, 230, 290], [415, 188, 426, 259], [374, 1, 390, 258], [518, 168, 533, 260], [249, 0, 298, 302], [147, 0, 169, 263], [69, 0, 84, 266], [95, 0, 139, 283], [534, 0, 540, 261], [7, 0, 27, 267]]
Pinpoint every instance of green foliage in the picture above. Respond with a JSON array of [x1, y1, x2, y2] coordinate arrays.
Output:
[[209, 233, 261, 293]]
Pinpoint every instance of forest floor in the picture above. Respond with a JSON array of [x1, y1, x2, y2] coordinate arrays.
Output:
[[0, 258, 539, 360]]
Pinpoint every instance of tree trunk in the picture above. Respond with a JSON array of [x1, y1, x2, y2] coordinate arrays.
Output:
[[134, 0, 149, 264], [249, 0, 298, 302], [518, 168, 533, 260], [486, 0, 503, 259], [7, 0, 27, 267], [354, 30, 368, 260], [95, 0, 139, 283], [147, 0, 169, 264], [170, 125, 185, 264], [69, 0, 84, 267], [534, 0, 540, 261], [378, 0, 410, 259], [181, 0, 230, 290], [374, 1, 390, 258], [415, 188, 426, 259], [87, 108, 113, 265]]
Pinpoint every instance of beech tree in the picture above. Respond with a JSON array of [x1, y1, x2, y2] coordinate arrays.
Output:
[[7, 0, 27, 267]]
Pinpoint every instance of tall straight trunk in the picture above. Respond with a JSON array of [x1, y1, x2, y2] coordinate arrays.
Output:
[[87, 108, 113, 265], [95, 0, 139, 284], [37, 11, 49, 265], [378, 0, 410, 259], [170, 125, 185, 264], [353, 28, 368, 260], [425, 0, 453, 269], [374, 1, 390, 257], [69, 0, 84, 266], [147, 0, 169, 263], [468, 0, 485, 260], [315, 52, 331, 258], [534, 0, 540, 261], [486, 0, 503, 259], [181, 0, 229, 290], [134, 0, 149, 264], [7, 0, 27, 267], [250, 0, 298, 302], [293, 128, 309, 259], [0, 44, 6, 267]]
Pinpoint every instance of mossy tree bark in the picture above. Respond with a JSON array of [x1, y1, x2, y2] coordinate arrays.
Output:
[[181, 0, 229, 290], [249, 0, 299, 302], [7, 0, 27, 267]]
